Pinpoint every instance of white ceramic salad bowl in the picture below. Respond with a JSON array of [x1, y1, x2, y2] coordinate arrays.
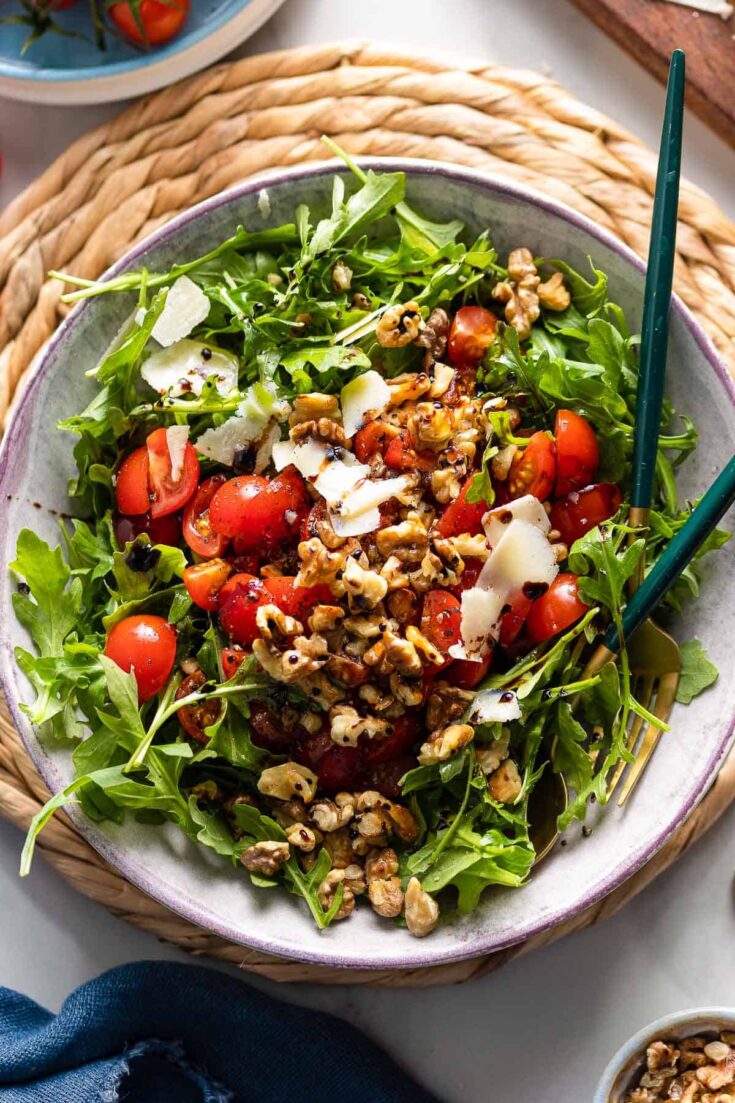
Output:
[[1, 160, 733, 971]]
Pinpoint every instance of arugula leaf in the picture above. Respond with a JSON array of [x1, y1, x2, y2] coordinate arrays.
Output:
[[676, 639, 719, 704]]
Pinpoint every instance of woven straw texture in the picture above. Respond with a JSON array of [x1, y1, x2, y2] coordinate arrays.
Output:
[[1, 41, 734, 986]]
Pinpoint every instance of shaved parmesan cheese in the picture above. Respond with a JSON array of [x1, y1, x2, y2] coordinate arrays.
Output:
[[483, 495, 550, 548], [340, 370, 391, 438], [478, 519, 558, 596], [165, 425, 189, 481], [330, 506, 382, 537], [314, 458, 371, 502], [468, 689, 521, 725], [196, 382, 279, 466], [254, 422, 280, 474], [258, 188, 271, 217], [151, 276, 210, 347], [451, 586, 505, 661], [272, 438, 331, 479], [336, 474, 412, 520], [141, 340, 238, 398]]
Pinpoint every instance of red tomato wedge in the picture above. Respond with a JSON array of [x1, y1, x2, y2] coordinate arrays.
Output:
[[353, 420, 399, 462], [209, 467, 309, 550], [183, 558, 233, 612], [383, 430, 436, 473], [262, 577, 333, 621], [146, 428, 200, 519], [448, 306, 498, 367], [104, 614, 176, 702], [176, 669, 220, 744], [183, 474, 229, 558], [549, 482, 623, 546], [498, 594, 533, 648], [526, 573, 588, 643], [435, 477, 487, 538], [554, 409, 599, 496], [508, 432, 556, 501], [221, 647, 248, 679]]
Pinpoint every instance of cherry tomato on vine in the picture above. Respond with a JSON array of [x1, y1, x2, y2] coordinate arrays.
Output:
[[448, 306, 498, 367], [183, 474, 229, 558], [209, 467, 309, 550], [183, 558, 233, 612], [549, 482, 623, 546], [554, 409, 599, 497], [104, 614, 176, 702], [109, 0, 190, 46], [435, 476, 487, 538], [525, 573, 588, 643], [508, 432, 556, 501]]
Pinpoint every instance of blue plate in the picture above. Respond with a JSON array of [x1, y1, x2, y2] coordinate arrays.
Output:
[[0, 0, 285, 103]]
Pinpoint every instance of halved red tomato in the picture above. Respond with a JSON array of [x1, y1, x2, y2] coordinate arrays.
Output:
[[498, 594, 533, 648], [383, 430, 436, 473], [104, 614, 177, 702], [448, 306, 498, 367], [146, 428, 200, 519], [421, 590, 462, 666], [549, 482, 623, 546], [183, 558, 233, 612], [435, 477, 487, 538], [448, 557, 484, 598], [555, 409, 599, 497], [183, 474, 229, 558], [526, 573, 588, 643], [115, 447, 151, 516], [209, 466, 309, 550], [445, 652, 493, 689], [508, 432, 556, 501], [354, 420, 399, 462], [176, 669, 220, 744], [248, 701, 293, 752]]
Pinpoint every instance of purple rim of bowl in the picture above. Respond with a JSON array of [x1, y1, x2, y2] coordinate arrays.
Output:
[[1, 158, 734, 971]]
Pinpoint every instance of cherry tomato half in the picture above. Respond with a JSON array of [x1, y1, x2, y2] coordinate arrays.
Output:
[[113, 511, 181, 549], [104, 614, 176, 702], [262, 577, 333, 621], [448, 306, 498, 367], [421, 590, 462, 665], [445, 651, 493, 690], [362, 714, 421, 765], [549, 482, 623, 546], [217, 573, 268, 646], [435, 476, 487, 538], [554, 409, 599, 497], [498, 594, 533, 648], [526, 573, 588, 643], [508, 432, 557, 501], [183, 558, 233, 612], [353, 420, 399, 463], [383, 430, 436, 473], [448, 557, 484, 598], [221, 647, 248, 679], [176, 669, 220, 744], [209, 467, 309, 551], [183, 474, 229, 558], [109, 0, 190, 46], [146, 428, 200, 519], [115, 447, 151, 516]]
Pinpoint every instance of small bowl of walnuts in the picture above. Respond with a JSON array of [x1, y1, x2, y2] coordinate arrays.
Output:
[[595, 1009, 735, 1103]]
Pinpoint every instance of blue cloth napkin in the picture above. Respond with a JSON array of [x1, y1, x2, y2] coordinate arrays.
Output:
[[0, 960, 439, 1103]]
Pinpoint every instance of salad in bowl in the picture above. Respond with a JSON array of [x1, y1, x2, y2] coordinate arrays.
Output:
[[8, 147, 727, 940]]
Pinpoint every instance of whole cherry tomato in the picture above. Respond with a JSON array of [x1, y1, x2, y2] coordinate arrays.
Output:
[[176, 669, 220, 744], [554, 409, 599, 497], [104, 614, 176, 702], [209, 467, 309, 550], [217, 573, 269, 646], [448, 306, 498, 367], [183, 474, 229, 558], [508, 432, 557, 501], [435, 476, 487, 538], [183, 558, 233, 612], [113, 511, 181, 549], [525, 573, 588, 643], [421, 590, 462, 665], [549, 482, 623, 546], [109, 0, 190, 46], [353, 420, 399, 463], [383, 430, 436, 473]]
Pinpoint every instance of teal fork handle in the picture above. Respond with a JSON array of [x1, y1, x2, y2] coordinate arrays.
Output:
[[631, 50, 685, 510], [604, 454, 735, 653]]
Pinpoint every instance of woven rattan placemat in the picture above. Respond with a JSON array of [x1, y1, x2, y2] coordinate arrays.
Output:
[[1, 42, 734, 986]]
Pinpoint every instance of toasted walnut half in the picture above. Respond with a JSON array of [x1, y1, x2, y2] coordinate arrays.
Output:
[[492, 246, 540, 340], [329, 704, 390, 747], [538, 270, 571, 311], [418, 723, 474, 765], [376, 302, 423, 349], [487, 759, 522, 803], [404, 877, 439, 937], [317, 868, 355, 921], [240, 840, 290, 875], [257, 762, 319, 803]]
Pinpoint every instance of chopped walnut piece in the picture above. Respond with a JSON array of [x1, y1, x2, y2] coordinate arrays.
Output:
[[492, 247, 541, 340], [491, 443, 517, 483], [416, 306, 450, 359], [537, 270, 571, 311], [405, 624, 444, 667], [329, 704, 390, 747], [285, 823, 319, 853], [368, 875, 404, 918], [342, 556, 389, 611], [257, 762, 318, 803], [387, 371, 432, 405], [376, 514, 429, 564], [418, 722, 474, 765], [255, 603, 302, 641], [317, 868, 355, 921], [311, 792, 355, 833], [289, 393, 340, 426], [290, 416, 346, 447], [365, 846, 399, 882], [404, 877, 439, 937], [308, 605, 345, 633], [383, 630, 423, 677], [240, 840, 290, 875], [476, 736, 511, 776], [426, 682, 474, 731], [332, 259, 353, 292], [408, 402, 454, 451], [487, 759, 522, 803], [376, 302, 423, 348]]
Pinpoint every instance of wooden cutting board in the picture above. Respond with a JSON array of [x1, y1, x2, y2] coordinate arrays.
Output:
[[569, 0, 735, 148]]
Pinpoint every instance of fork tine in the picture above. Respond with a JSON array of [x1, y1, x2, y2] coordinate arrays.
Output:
[[617, 671, 680, 805], [607, 675, 655, 799]]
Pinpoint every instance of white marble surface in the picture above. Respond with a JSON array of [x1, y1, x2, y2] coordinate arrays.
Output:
[[2, 2, 735, 1099]]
